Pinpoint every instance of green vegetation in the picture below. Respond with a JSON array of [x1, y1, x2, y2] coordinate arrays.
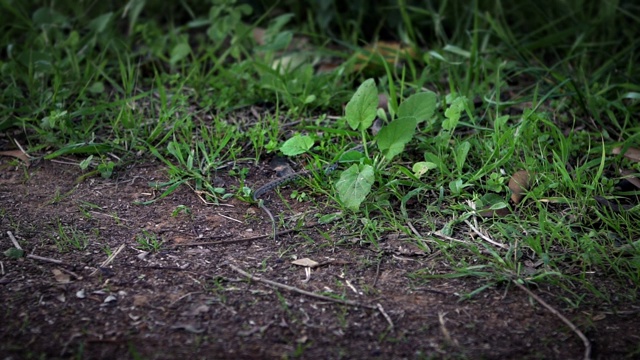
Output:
[[135, 230, 164, 252], [1, 0, 638, 305]]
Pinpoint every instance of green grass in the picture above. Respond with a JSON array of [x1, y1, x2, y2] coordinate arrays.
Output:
[[1, 0, 639, 306]]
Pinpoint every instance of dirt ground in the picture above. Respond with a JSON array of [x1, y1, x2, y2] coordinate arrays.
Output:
[[1, 148, 639, 359]]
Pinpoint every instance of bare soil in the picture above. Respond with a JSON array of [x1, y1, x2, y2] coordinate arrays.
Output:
[[1, 150, 639, 359]]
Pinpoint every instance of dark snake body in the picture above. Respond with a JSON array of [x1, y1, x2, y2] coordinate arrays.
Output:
[[252, 144, 365, 241]]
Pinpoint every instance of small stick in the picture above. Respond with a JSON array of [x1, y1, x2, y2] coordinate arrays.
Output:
[[513, 280, 591, 360], [57, 267, 82, 280], [7, 231, 22, 250], [372, 257, 382, 288], [27, 254, 63, 264], [172, 229, 298, 248], [438, 311, 458, 346], [90, 244, 125, 276], [431, 231, 472, 245], [376, 303, 394, 331], [464, 220, 508, 249], [406, 221, 432, 254], [228, 263, 375, 309], [216, 212, 242, 223]]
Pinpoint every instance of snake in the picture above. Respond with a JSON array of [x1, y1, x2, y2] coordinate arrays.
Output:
[[252, 143, 367, 242]]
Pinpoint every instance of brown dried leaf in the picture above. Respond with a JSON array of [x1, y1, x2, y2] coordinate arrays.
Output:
[[378, 93, 389, 111], [291, 258, 319, 268], [479, 207, 512, 218], [509, 170, 533, 204], [0, 149, 30, 165], [52, 269, 71, 284], [612, 147, 640, 162], [358, 41, 416, 62], [252, 27, 266, 45], [355, 41, 417, 71], [133, 295, 149, 307], [619, 169, 640, 189]]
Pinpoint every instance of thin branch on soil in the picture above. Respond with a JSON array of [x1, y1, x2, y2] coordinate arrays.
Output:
[[372, 257, 382, 288], [438, 311, 458, 346], [512, 280, 591, 360], [193, 189, 234, 207], [168, 291, 203, 308], [376, 303, 394, 331], [90, 244, 125, 276], [56, 266, 82, 280], [216, 212, 243, 223], [228, 263, 376, 309], [432, 231, 472, 245], [464, 220, 508, 249], [172, 229, 298, 248], [6, 231, 22, 250], [88, 211, 130, 222], [26, 254, 63, 265], [406, 221, 432, 253]]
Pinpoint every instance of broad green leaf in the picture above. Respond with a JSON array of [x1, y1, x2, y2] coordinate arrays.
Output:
[[280, 135, 314, 156], [454, 141, 471, 173], [479, 193, 508, 210], [376, 116, 417, 160], [443, 96, 467, 131], [88, 12, 113, 34], [258, 31, 292, 52], [494, 114, 509, 132], [443, 44, 471, 58], [449, 179, 472, 195], [339, 148, 366, 163], [336, 164, 374, 211], [79, 155, 93, 170], [345, 79, 378, 131], [124, 0, 146, 33], [88, 81, 105, 94], [304, 94, 316, 104], [170, 43, 191, 64], [4, 247, 24, 259], [32, 7, 68, 27], [44, 143, 112, 159], [398, 91, 437, 123], [167, 142, 186, 163], [318, 212, 343, 224], [413, 161, 438, 177]]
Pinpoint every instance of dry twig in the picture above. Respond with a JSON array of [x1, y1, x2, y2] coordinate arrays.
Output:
[[513, 280, 591, 360], [27, 254, 63, 265], [172, 229, 298, 248], [464, 220, 508, 249], [6, 231, 22, 250], [377, 303, 394, 331], [90, 244, 125, 276], [228, 263, 375, 309]]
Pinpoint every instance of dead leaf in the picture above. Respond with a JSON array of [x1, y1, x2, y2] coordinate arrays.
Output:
[[612, 147, 640, 162], [509, 170, 533, 204], [133, 295, 149, 307], [252, 27, 266, 45], [479, 207, 512, 218], [378, 93, 389, 111], [186, 304, 210, 316], [292, 258, 319, 268], [52, 269, 71, 283], [358, 41, 416, 63], [171, 323, 205, 334], [619, 169, 640, 189], [0, 149, 30, 166]]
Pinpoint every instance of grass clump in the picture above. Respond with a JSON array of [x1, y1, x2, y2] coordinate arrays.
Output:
[[1, 0, 638, 307]]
